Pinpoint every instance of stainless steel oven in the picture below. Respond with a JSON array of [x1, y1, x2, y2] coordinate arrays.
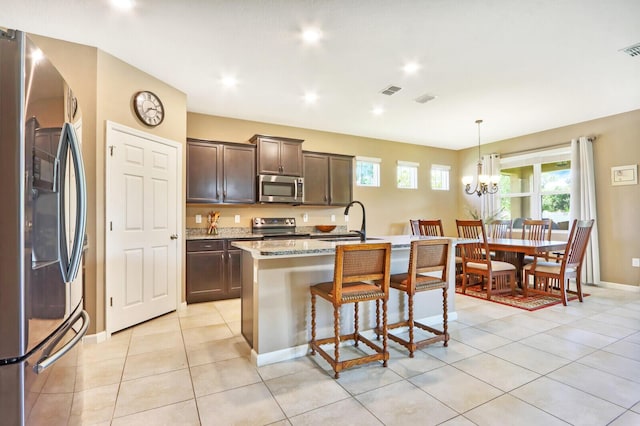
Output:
[[257, 174, 304, 203]]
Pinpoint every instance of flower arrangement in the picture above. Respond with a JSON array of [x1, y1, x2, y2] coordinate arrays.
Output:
[[207, 211, 220, 235]]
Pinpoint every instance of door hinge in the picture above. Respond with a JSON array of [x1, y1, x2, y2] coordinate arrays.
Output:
[[110, 297, 113, 307], [109, 145, 115, 156], [110, 221, 113, 231]]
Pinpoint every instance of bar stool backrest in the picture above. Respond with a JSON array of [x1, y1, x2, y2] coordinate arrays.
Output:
[[332, 243, 391, 302]]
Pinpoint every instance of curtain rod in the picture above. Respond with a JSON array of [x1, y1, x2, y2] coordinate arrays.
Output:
[[500, 141, 571, 159]]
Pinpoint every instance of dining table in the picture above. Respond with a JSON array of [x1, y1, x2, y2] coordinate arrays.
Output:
[[486, 237, 568, 293]]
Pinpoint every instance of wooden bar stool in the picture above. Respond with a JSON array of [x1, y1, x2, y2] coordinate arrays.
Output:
[[383, 239, 450, 357], [309, 243, 391, 378]]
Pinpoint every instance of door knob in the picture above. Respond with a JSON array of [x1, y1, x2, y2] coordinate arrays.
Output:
[[170, 234, 179, 240]]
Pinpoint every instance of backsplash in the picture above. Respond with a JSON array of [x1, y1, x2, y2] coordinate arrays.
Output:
[[185, 204, 348, 230]]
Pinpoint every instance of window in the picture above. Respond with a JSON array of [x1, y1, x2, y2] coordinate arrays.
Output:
[[355, 156, 381, 187], [397, 160, 419, 189], [499, 147, 571, 229], [431, 164, 450, 191]]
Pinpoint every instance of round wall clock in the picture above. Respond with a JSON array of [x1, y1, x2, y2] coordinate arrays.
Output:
[[133, 91, 164, 127]]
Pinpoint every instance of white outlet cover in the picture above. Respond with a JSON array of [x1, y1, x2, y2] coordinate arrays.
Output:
[[195, 214, 202, 224], [303, 213, 308, 222], [633, 258, 640, 267], [330, 214, 336, 222], [235, 214, 241, 223]]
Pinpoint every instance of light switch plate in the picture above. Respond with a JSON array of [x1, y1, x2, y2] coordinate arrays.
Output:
[[195, 214, 202, 224], [234, 215, 241, 223], [633, 258, 640, 267]]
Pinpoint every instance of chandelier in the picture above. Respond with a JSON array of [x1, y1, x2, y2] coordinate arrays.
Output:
[[462, 119, 500, 196]]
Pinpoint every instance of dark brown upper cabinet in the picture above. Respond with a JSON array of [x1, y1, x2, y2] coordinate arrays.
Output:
[[302, 151, 353, 206], [187, 139, 255, 204], [250, 134, 303, 176]]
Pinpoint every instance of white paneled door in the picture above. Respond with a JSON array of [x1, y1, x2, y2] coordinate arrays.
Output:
[[105, 122, 182, 334]]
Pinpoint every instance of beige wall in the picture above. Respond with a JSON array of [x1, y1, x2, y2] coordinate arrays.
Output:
[[458, 109, 640, 287], [187, 113, 461, 236], [29, 34, 187, 334]]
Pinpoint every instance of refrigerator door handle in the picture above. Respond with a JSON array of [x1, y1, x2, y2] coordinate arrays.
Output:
[[57, 122, 87, 283], [34, 308, 89, 373]]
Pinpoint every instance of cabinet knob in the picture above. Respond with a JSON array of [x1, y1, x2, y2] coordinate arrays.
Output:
[[170, 234, 179, 240]]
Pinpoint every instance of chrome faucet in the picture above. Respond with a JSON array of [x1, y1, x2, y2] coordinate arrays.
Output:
[[344, 200, 366, 242]]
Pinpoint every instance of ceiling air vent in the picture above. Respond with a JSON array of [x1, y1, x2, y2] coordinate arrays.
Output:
[[414, 93, 437, 104], [380, 85, 402, 96], [620, 42, 640, 57]]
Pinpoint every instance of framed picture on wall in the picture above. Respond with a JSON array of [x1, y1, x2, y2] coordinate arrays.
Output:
[[611, 164, 637, 186]]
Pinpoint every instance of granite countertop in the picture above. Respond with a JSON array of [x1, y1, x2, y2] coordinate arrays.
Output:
[[231, 235, 469, 258]]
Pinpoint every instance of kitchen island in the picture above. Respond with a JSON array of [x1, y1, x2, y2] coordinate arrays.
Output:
[[232, 235, 463, 366]]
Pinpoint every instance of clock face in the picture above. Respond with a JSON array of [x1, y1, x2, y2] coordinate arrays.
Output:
[[133, 91, 164, 127]]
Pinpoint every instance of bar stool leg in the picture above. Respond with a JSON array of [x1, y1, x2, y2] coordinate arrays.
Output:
[[442, 286, 449, 347], [310, 294, 316, 355], [333, 304, 340, 379], [408, 292, 415, 358], [382, 298, 388, 367], [354, 302, 359, 347]]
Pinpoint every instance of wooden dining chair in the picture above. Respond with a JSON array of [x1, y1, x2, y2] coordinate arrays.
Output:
[[309, 243, 391, 378], [523, 219, 594, 305], [410, 219, 445, 237], [521, 218, 553, 263], [487, 219, 512, 239], [382, 239, 450, 357], [456, 220, 516, 300]]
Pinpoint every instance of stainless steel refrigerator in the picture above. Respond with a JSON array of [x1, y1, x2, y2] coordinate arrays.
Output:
[[0, 29, 89, 425]]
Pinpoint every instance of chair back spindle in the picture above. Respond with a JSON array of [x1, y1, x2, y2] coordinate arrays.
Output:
[[410, 219, 444, 237]]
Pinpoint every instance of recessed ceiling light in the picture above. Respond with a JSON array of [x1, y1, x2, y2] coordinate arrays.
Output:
[[301, 28, 322, 44], [111, 0, 134, 10], [304, 92, 318, 104], [221, 76, 238, 88], [372, 106, 384, 116], [403, 62, 420, 74]]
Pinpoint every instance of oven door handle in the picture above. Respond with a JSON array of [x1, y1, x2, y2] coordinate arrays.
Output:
[[34, 308, 89, 373]]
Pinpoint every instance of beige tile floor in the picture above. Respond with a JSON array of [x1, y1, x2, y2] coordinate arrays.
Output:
[[29, 286, 640, 425]]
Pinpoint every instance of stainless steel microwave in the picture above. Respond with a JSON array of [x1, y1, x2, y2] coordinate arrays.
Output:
[[257, 174, 304, 203]]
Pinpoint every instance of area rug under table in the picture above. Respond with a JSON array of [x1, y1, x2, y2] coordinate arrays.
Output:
[[455, 285, 585, 311]]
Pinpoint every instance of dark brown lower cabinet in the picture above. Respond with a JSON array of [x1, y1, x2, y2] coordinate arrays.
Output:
[[186, 238, 259, 303]]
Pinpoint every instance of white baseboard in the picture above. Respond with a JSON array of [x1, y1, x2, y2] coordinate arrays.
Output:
[[592, 281, 640, 292], [82, 331, 108, 345]]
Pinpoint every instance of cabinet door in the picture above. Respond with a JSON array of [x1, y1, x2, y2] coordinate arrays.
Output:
[[226, 249, 242, 298], [256, 137, 282, 175], [279, 140, 303, 176], [302, 153, 329, 205], [223, 144, 256, 203], [186, 141, 222, 203], [329, 155, 353, 205], [186, 250, 225, 303]]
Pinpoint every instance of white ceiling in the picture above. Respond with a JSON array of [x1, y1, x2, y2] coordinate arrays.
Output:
[[3, 0, 640, 150]]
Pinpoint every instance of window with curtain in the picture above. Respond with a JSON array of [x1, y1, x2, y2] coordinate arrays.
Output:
[[499, 147, 571, 229]]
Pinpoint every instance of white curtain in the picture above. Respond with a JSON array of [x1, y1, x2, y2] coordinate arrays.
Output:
[[570, 137, 600, 284], [481, 153, 501, 220]]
